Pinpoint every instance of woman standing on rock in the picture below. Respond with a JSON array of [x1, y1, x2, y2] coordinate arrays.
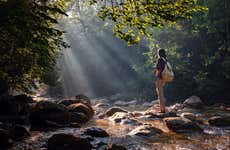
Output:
[[155, 48, 173, 113]]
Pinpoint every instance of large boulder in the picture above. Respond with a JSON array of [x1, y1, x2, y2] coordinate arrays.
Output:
[[47, 133, 92, 150], [208, 116, 230, 127], [82, 127, 109, 137], [105, 107, 128, 117], [164, 117, 202, 133], [183, 96, 204, 109], [30, 101, 70, 126], [128, 125, 163, 137], [67, 103, 94, 119]]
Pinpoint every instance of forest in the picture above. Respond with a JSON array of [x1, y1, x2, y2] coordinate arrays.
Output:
[[0, 0, 229, 150]]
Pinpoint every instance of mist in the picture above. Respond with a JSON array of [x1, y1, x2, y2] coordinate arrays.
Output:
[[58, 1, 144, 98]]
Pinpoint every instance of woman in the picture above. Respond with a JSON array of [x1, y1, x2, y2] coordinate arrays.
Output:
[[155, 48, 167, 113]]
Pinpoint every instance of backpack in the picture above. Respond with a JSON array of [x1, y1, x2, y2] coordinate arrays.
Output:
[[162, 58, 174, 82]]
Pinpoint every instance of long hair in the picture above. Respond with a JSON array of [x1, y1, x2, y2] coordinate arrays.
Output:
[[157, 48, 167, 59]]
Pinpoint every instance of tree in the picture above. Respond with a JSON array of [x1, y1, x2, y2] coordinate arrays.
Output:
[[91, 0, 206, 44], [0, 0, 69, 94]]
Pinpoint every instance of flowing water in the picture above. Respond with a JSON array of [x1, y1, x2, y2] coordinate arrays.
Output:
[[10, 103, 230, 150]]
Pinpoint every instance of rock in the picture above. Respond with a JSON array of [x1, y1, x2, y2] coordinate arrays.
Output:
[[128, 125, 163, 137], [68, 103, 94, 119], [0, 128, 12, 148], [105, 144, 127, 150], [167, 103, 185, 112], [47, 133, 92, 150], [94, 103, 110, 108], [58, 94, 91, 108], [208, 116, 230, 127], [164, 117, 202, 133], [180, 112, 197, 122], [130, 111, 143, 117], [83, 127, 109, 137], [10, 124, 30, 140], [30, 101, 70, 126], [70, 112, 89, 124], [120, 118, 140, 126], [105, 107, 128, 117], [108, 112, 128, 123], [183, 96, 203, 109]]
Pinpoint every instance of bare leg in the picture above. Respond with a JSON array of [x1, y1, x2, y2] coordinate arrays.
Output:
[[155, 79, 166, 113]]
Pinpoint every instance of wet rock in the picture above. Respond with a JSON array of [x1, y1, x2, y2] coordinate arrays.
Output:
[[183, 96, 203, 109], [0, 128, 12, 148], [30, 101, 70, 126], [83, 127, 109, 137], [70, 112, 89, 124], [120, 118, 140, 126], [208, 116, 230, 127], [68, 103, 94, 119], [58, 94, 91, 107], [108, 112, 128, 123], [94, 103, 110, 108], [105, 107, 128, 117], [105, 144, 127, 150], [167, 103, 185, 112], [164, 117, 202, 133], [11, 124, 30, 140], [47, 133, 92, 150], [180, 112, 197, 122], [128, 125, 163, 137]]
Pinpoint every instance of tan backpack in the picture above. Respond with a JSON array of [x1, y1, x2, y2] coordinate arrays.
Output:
[[162, 58, 174, 82]]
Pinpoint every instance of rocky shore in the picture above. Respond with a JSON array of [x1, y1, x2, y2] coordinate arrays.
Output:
[[0, 94, 229, 150]]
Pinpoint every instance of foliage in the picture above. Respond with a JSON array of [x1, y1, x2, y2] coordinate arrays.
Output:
[[134, 0, 230, 103], [91, 0, 206, 45], [0, 0, 70, 94]]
